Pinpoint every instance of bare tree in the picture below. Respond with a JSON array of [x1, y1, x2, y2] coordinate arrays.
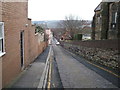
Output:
[[59, 15, 83, 39]]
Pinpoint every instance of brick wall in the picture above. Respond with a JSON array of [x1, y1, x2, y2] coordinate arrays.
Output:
[[38, 33, 48, 56], [0, 1, 2, 20], [0, 1, 2, 89], [2, 2, 29, 87], [28, 24, 38, 63], [25, 19, 48, 66], [0, 1, 48, 88]]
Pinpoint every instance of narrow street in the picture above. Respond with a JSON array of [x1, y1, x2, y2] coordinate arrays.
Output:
[[50, 38, 118, 88], [9, 38, 119, 89], [1, 0, 120, 89]]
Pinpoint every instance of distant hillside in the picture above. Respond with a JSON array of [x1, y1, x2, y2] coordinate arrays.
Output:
[[32, 20, 92, 29], [32, 20, 62, 28]]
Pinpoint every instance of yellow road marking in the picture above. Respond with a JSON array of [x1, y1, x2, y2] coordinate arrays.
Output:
[[47, 57, 52, 89], [86, 61, 120, 78], [65, 48, 120, 78], [47, 82, 50, 89], [52, 83, 55, 87]]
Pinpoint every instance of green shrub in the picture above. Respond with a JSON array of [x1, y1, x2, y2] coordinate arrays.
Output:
[[74, 34, 82, 40]]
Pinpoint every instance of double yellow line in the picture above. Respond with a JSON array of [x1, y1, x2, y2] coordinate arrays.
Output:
[[47, 56, 52, 89], [86, 61, 120, 78], [65, 49, 120, 78]]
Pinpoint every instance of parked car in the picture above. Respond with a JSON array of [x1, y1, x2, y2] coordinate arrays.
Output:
[[56, 42, 60, 45]]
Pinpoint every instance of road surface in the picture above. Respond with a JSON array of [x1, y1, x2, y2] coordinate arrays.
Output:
[[51, 38, 118, 88]]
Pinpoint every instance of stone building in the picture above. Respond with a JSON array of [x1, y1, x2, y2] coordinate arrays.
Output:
[[0, 0, 47, 89], [92, 1, 120, 40], [108, 2, 120, 39]]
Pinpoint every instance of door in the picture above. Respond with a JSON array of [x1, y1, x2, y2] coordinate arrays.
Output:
[[20, 31, 24, 68]]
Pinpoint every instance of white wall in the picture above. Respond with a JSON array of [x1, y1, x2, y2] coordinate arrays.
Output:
[[45, 29, 53, 44], [38, 33, 44, 42]]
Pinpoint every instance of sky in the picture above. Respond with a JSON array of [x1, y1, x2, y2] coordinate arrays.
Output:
[[28, 0, 102, 21]]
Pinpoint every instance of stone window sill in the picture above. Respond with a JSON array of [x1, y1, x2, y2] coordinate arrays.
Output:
[[0, 52, 6, 57], [35, 33, 38, 36]]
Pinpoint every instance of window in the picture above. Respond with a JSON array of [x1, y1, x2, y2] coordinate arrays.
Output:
[[96, 14, 101, 25], [111, 12, 117, 29], [115, 12, 117, 23], [110, 3, 117, 30], [97, 17, 100, 24], [112, 12, 117, 23], [0, 22, 5, 56]]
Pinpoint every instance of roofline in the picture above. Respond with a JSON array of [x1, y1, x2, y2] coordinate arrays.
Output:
[[28, 18, 32, 20], [94, 2, 102, 12]]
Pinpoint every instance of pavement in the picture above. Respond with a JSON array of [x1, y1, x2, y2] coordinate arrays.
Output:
[[53, 45, 118, 88], [11, 46, 50, 88]]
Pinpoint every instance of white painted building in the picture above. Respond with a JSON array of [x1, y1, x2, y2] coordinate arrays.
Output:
[[45, 29, 53, 44]]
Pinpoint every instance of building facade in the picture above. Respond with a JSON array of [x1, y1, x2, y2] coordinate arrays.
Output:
[[45, 29, 53, 44], [0, 1, 3, 89], [92, 1, 120, 40], [0, 0, 47, 88], [108, 2, 120, 39]]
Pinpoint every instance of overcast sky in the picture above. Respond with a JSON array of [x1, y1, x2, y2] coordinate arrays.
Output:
[[28, 0, 102, 21]]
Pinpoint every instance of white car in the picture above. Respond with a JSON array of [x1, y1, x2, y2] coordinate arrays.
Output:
[[56, 42, 60, 45]]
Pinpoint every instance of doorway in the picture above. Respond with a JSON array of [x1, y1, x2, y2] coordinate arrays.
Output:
[[20, 31, 24, 68]]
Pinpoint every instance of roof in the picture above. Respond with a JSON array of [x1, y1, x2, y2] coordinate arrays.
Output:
[[1, 0, 28, 2], [102, 0, 120, 2], [94, 2, 102, 12], [81, 26, 92, 34]]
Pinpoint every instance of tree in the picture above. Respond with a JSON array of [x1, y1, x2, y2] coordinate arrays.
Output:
[[59, 15, 83, 39], [35, 25, 44, 34]]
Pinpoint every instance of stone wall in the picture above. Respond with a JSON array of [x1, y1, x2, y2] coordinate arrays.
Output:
[[93, 2, 109, 40], [108, 2, 119, 39], [92, 2, 120, 40], [61, 40, 119, 70]]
